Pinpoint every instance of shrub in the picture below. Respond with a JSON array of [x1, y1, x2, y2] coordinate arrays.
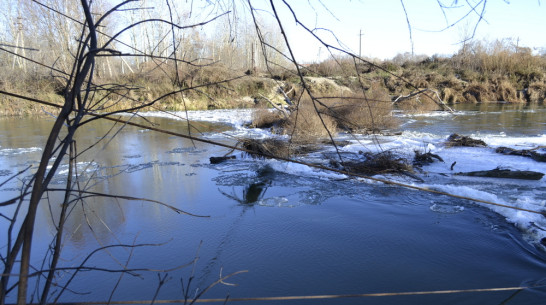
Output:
[[282, 97, 338, 144], [251, 108, 286, 129], [322, 83, 397, 131]]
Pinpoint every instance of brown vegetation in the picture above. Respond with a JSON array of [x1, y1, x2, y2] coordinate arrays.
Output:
[[342, 151, 414, 176], [282, 97, 338, 144], [2, 37, 546, 117], [322, 83, 397, 131], [445, 134, 487, 147], [395, 91, 443, 113], [241, 138, 318, 159], [528, 81, 546, 103], [250, 84, 397, 143], [251, 108, 286, 129], [0, 71, 62, 116]]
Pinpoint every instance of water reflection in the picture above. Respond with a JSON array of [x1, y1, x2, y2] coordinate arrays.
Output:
[[218, 165, 274, 205], [0, 116, 231, 252], [397, 104, 545, 136], [220, 180, 272, 205]]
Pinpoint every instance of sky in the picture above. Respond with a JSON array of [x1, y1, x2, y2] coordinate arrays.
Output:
[[266, 0, 546, 62]]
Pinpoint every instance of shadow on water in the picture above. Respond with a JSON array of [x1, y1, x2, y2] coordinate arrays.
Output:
[[195, 165, 276, 287]]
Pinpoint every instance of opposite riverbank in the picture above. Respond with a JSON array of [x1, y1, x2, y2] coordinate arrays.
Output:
[[2, 41, 545, 116]]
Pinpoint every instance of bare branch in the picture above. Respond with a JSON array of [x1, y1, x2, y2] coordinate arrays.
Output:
[[399, 0, 414, 56]]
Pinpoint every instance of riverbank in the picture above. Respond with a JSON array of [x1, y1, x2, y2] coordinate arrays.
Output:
[[1, 46, 545, 116]]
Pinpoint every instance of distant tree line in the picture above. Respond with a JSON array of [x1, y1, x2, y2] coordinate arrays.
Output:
[[0, 0, 286, 79]]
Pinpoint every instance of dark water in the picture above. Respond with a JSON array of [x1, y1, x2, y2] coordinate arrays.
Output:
[[1, 106, 546, 304], [400, 102, 546, 136]]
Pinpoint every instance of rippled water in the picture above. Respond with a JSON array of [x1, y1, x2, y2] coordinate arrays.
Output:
[[1, 104, 546, 304]]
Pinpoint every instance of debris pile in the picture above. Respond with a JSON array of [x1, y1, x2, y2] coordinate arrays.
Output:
[[446, 133, 487, 147]]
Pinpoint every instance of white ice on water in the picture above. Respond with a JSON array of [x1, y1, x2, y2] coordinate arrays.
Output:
[[0, 147, 42, 156], [138, 108, 254, 127], [143, 108, 546, 246]]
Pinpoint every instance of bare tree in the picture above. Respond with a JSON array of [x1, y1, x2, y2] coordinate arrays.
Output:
[[0, 1, 234, 304]]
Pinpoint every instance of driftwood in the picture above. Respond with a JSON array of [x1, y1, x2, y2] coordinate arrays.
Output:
[[413, 150, 444, 166], [446, 133, 487, 147], [495, 146, 546, 162], [277, 86, 294, 105], [456, 168, 544, 180]]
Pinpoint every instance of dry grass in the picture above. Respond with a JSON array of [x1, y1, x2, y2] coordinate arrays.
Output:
[[445, 134, 487, 147], [250, 83, 398, 141], [463, 82, 495, 103], [441, 87, 464, 104], [303, 76, 353, 96], [282, 97, 338, 144], [322, 84, 397, 131], [459, 79, 527, 103], [395, 92, 442, 113], [250, 96, 338, 144], [528, 81, 546, 103], [0, 69, 63, 115], [242, 138, 292, 158], [251, 108, 286, 129], [241, 138, 318, 159], [342, 151, 413, 176], [3, 37, 546, 117], [495, 79, 525, 103]]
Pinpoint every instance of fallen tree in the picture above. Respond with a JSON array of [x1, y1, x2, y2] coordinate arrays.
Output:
[[456, 168, 544, 180], [495, 146, 546, 162]]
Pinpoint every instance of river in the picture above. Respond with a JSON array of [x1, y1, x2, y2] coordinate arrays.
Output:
[[1, 103, 545, 304]]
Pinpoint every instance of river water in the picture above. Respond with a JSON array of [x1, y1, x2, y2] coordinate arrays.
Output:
[[1, 103, 546, 304]]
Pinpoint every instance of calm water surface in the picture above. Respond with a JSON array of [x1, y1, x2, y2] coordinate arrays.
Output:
[[1, 104, 546, 304]]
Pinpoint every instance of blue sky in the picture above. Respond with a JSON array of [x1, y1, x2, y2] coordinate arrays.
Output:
[[270, 0, 546, 61]]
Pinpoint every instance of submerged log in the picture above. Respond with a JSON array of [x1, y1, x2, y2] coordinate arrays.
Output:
[[446, 133, 487, 147], [209, 155, 236, 164], [495, 146, 546, 162], [456, 168, 544, 180]]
